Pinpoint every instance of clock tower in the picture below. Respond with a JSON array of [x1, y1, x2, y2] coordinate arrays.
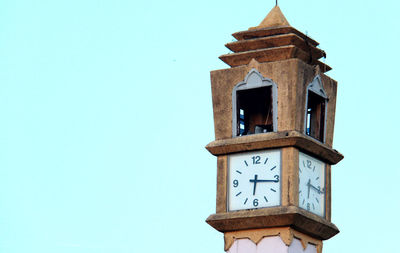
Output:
[[206, 5, 343, 253]]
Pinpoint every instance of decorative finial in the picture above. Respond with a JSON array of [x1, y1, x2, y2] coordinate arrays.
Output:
[[253, 4, 290, 29], [276, 0, 278, 6]]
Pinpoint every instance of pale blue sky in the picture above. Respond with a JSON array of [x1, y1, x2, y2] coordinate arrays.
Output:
[[0, 0, 399, 252]]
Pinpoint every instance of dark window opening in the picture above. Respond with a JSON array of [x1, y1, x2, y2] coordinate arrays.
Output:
[[306, 91, 326, 142], [236, 86, 273, 136]]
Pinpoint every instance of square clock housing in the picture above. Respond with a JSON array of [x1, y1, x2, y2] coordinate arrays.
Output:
[[228, 149, 281, 211], [298, 152, 326, 217]]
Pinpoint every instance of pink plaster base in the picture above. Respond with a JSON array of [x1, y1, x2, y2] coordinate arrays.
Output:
[[227, 236, 317, 253]]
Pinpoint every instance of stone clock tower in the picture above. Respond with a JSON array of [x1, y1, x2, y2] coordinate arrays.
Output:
[[206, 5, 343, 253]]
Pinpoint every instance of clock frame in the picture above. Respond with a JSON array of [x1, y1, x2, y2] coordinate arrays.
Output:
[[227, 149, 282, 211], [298, 152, 326, 217], [207, 132, 340, 239]]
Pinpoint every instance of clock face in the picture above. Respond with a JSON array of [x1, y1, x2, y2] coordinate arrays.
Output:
[[298, 152, 326, 217], [228, 150, 281, 211]]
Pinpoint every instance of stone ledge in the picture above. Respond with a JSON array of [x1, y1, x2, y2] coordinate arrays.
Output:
[[205, 130, 343, 165], [225, 33, 324, 59], [232, 26, 319, 46], [206, 206, 339, 240], [218, 45, 331, 72]]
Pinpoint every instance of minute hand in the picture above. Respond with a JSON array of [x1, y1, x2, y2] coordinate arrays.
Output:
[[249, 178, 279, 184], [251, 179, 279, 183], [249, 175, 279, 196], [307, 182, 324, 194]]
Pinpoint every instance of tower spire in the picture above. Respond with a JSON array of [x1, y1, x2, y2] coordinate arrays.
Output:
[[256, 5, 289, 29]]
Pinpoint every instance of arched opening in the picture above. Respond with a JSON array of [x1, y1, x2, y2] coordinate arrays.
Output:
[[232, 69, 278, 137], [305, 75, 328, 142]]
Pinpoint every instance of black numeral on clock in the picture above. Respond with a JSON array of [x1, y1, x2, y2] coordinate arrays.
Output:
[[253, 199, 259, 207], [252, 156, 261, 164]]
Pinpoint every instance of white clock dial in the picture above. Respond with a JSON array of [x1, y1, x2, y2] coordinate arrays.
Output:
[[228, 150, 281, 211], [298, 152, 325, 217]]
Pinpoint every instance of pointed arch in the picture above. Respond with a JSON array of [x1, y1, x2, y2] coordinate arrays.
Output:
[[308, 75, 327, 99], [304, 75, 328, 142], [232, 68, 278, 137]]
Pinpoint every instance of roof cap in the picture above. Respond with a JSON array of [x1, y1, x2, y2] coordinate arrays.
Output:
[[253, 5, 290, 29]]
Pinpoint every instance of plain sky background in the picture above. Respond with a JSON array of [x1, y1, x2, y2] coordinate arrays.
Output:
[[0, 0, 399, 252]]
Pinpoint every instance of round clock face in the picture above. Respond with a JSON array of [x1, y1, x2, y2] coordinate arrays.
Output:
[[228, 150, 281, 211], [298, 152, 326, 217]]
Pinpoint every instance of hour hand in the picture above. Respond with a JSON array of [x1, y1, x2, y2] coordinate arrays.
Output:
[[249, 174, 279, 195], [250, 174, 258, 195]]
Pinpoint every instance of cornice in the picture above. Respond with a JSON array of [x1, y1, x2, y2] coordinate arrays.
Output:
[[205, 130, 343, 165], [206, 205, 339, 240]]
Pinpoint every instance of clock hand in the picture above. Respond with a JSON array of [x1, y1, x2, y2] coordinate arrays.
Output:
[[249, 175, 280, 196], [307, 179, 311, 199], [308, 183, 324, 194], [249, 177, 279, 184], [253, 179, 279, 183], [250, 174, 258, 195]]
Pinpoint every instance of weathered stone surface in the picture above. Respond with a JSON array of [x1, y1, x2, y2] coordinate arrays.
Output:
[[206, 206, 339, 240]]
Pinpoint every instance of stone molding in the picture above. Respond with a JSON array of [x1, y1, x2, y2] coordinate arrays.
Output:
[[206, 130, 343, 165]]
